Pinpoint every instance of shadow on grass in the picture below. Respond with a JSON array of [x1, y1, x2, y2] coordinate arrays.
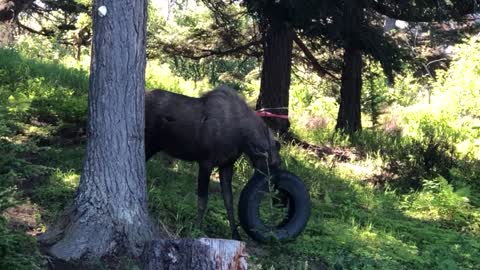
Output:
[[0, 120, 85, 269], [1, 122, 84, 221]]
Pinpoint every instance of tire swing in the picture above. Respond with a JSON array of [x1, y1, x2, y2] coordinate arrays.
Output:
[[238, 168, 311, 243]]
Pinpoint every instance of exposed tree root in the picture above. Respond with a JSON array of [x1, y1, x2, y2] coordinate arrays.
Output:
[[283, 132, 357, 162]]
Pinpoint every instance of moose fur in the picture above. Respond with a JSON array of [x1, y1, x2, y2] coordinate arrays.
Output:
[[145, 86, 281, 239]]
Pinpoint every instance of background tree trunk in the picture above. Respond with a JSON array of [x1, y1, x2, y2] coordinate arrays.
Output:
[[0, 0, 34, 22], [256, 19, 293, 136], [335, 46, 363, 133], [39, 0, 161, 261], [335, 2, 364, 134], [0, 21, 15, 46]]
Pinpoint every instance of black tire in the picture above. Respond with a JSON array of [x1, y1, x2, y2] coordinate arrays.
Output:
[[238, 168, 311, 243]]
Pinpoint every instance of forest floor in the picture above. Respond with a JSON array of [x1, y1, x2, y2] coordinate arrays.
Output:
[[1, 117, 479, 270]]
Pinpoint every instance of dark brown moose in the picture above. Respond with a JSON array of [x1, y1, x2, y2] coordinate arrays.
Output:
[[145, 86, 281, 239]]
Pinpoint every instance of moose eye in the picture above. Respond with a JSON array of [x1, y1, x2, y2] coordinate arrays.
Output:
[[163, 116, 175, 122]]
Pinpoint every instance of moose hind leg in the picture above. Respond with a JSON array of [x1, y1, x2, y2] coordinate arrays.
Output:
[[196, 162, 213, 226], [219, 163, 241, 240], [145, 135, 160, 161]]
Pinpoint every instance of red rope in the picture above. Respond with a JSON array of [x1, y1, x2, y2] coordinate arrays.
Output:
[[255, 110, 289, 119]]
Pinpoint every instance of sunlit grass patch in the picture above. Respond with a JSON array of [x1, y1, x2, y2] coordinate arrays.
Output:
[[398, 177, 480, 234], [33, 170, 76, 205], [53, 170, 80, 188], [23, 125, 52, 137], [294, 220, 424, 269]]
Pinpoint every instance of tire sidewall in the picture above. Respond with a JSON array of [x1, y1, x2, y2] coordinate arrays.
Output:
[[238, 169, 311, 243]]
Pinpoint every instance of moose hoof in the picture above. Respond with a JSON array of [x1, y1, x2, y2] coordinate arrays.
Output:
[[232, 230, 242, 241], [238, 169, 311, 243]]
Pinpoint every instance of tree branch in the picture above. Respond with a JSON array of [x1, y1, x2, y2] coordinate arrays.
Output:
[[161, 39, 262, 60], [369, 0, 479, 22], [293, 33, 340, 81], [15, 17, 52, 35]]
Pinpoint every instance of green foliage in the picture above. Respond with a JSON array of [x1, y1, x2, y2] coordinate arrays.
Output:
[[152, 1, 259, 90], [0, 129, 80, 270], [167, 56, 258, 89], [145, 61, 212, 96], [247, 146, 480, 269], [289, 71, 341, 143], [0, 129, 47, 270], [0, 218, 41, 270], [0, 48, 88, 124], [0, 47, 90, 269], [391, 71, 423, 107], [343, 111, 477, 190], [290, 73, 339, 117], [402, 176, 477, 231], [432, 35, 480, 118], [362, 61, 393, 127], [15, 35, 74, 62], [386, 115, 457, 186]]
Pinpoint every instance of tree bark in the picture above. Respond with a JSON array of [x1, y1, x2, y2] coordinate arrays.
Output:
[[143, 238, 247, 270], [256, 19, 293, 136], [0, 21, 14, 46], [0, 0, 33, 22], [38, 0, 161, 261], [335, 46, 363, 133], [335, 1, 364, 134]]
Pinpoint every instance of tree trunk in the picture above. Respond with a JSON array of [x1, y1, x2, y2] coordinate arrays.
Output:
[[143, 238, 247, 270], [38, 0, 161, 261], [0, 21, 14, 46], [335, 1, 364, 134], [335, 46, 363, 133], [256, 19, 293, 136], [0, 0, 34, 22]]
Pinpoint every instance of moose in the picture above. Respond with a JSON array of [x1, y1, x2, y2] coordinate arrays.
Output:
[[145, 86, 281, 240]]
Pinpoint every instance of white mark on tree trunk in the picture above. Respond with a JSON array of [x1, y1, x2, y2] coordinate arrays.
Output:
[[98, 6, 107, 17]]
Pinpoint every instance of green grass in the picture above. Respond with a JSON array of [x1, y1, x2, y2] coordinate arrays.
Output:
[[143, 145, 480, 269], [0, 48, 479, 269], [0, 48, 89, 94]]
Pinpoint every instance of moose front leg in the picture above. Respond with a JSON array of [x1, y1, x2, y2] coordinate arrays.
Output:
[[196, 162, 213, 226], [219, 163, 241, 240]]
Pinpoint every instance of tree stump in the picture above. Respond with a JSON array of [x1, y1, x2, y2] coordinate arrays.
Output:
[[143, 238, 247, 270]]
